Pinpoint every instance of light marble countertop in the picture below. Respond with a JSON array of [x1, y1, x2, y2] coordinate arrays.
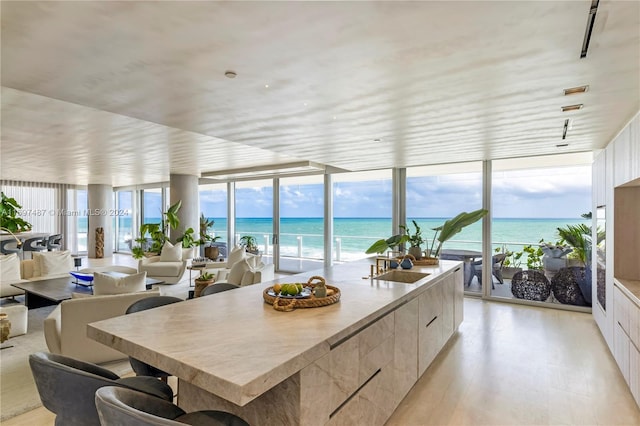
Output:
[[88, 258, 462, 406], [615, 277, 640, 306]]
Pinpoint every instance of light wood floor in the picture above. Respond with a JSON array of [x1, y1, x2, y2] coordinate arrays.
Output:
[[4, 255, 639, 425]]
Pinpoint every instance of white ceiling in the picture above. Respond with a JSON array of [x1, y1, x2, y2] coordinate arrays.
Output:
[[1, 1, 639, 187]]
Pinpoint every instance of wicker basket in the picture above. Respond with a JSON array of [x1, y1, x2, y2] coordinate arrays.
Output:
[[263, 276, 341, 312], [396, 253, 439, 266]]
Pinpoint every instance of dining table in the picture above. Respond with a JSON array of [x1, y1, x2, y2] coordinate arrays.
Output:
[[440, 248, 483, 286]]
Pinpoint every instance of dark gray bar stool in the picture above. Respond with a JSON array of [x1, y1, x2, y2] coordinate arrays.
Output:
[[95, 386, 250, 426], [47, 233, 63, 251], [201, 283, 239, 296], [29, 352, 174, 426], [0, 237, 23, 255]]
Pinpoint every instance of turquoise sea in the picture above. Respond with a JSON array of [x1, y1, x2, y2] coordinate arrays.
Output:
[[100, 217, 591, 261]]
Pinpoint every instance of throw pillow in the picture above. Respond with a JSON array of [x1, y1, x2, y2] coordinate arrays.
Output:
[[227, 245, 246, 268], [159, 241, 183, 262], [93, 271, 147, 296], [0, 253, 21, 282], [39, 251, 73, 277], [227, 258, 251, 285], [240, 270, 257, 286]]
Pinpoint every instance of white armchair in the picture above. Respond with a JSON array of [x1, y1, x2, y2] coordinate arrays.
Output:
[[137, 243, 191, 284], [44, 290, 161, 364]]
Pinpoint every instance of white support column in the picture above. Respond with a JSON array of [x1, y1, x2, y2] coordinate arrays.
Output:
[[87, 184, 113, 258], [324, 174, 333, 266], [227, 182, 236, 248], [273, 178, 280, 271], [482, 160, 492, 297], [170, 174, 199, 243]]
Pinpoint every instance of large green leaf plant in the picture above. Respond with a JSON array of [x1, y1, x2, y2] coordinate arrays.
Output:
[[132, 200, 182, 259], [0, 192, 32, 233]]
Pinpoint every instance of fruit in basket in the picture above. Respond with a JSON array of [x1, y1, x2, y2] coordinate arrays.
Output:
[[273, 283, 282, 294]]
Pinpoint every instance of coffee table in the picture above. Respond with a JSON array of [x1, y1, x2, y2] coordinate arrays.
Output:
[[11, 275, 164, 309]]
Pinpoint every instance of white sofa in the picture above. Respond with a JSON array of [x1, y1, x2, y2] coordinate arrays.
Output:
[[0, 252, 73, 298], [138, 243, 192, 284], [44, 289, 161, 364]]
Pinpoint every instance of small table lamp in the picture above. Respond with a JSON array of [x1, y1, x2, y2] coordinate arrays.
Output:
[[74, 257, 82, 271]]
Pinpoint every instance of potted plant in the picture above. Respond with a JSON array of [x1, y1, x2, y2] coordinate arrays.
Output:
[[177, 227, 199, 259], [365, 233, 410, 255], [552, 221, 605, 305], [239, 235, 259, 255], [399, 220, 425, 260], [131, 200, 182, 259], [426, 209, 488, 258], [194, 271, 215, 297], [198, 213, 222, 259], [0, 192, 32, 233]]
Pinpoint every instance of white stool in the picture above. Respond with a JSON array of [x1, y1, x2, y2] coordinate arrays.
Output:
[[0, 304, 28, 337]]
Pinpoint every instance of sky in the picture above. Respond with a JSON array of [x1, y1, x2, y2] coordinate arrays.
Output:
[[136, 165, 592, 220]]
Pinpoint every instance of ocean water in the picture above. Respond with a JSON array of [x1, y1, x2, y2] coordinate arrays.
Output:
[[97, 217, 590, 261]]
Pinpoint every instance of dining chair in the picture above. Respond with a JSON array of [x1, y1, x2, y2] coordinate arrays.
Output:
[[22, 236, 48, 258], [125, 296, 183, 381], [47, 233, 63, 251], [472, 253, 507, 289]]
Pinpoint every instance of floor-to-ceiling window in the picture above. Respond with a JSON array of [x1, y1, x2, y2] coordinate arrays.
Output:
[[406, 162, 484, 293], [490, 154, 593, 307], [333, 170, 393, 262], [279, 175, 324, 272], [142, 189, 163, 225], [235, 179, 273, 257], [199, 182, 228, 257], [114, 190, 133, 252]]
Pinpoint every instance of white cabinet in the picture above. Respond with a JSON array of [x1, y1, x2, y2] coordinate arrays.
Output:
[[613, 283, 640, 408], [593, 150, 606, 207], [613, 113, 640, 187]]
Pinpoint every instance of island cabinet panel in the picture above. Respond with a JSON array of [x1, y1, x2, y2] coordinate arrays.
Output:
[[418, 282, 444, 376], [393, 298, 419, 404], [631, 345, 640, 407]]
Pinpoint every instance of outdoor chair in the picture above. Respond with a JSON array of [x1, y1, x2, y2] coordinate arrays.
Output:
[[125, 296, 183, 381], [201, 283, 240, 296], [95, 386, 250, 426], [473, 253, 507, 289], [29, 351, 174, 426]]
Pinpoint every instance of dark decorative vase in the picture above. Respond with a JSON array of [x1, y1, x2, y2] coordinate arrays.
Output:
[[400, 257, 413, 269]]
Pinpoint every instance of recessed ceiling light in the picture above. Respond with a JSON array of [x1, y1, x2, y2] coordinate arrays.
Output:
[[563, 85, 589, 95], [224, 71, 237, 79], [265, 84, 269, 88], [561, 104, 583, 112], [556, 143, 569, 148], [373, 139, 381, 142], [333, 116, 336, 120], [562, 119, 570, 140], [303, 102, 308, 106]]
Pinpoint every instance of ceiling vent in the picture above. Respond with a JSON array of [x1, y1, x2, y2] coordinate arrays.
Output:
[[581, 0, 600, 58], [562, 104, 584, 112]]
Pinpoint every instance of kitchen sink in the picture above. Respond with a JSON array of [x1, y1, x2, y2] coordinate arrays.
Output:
[[374, 270, 429, 284]]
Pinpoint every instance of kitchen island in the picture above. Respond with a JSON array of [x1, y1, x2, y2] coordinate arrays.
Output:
[[88, 258, 463, 425]]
